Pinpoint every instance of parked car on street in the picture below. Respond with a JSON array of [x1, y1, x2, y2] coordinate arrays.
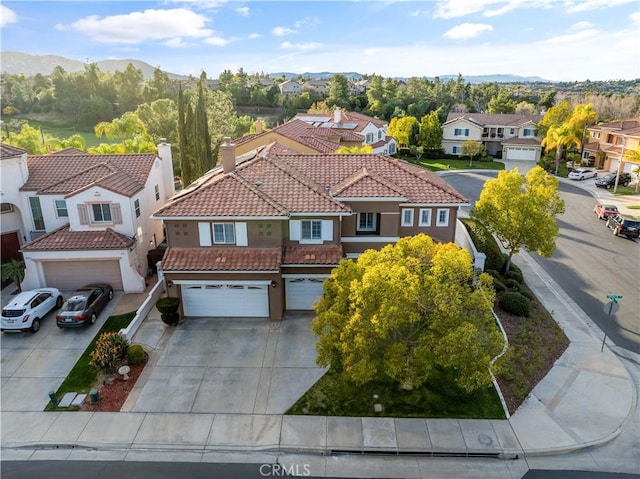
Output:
[[595, 172, 631, 189], [594, 203, 619, 220], [56, 283, 114, 328], [606, 214, 640, 239], [1, 288, 63, 333], [568, 167, 598, 180]]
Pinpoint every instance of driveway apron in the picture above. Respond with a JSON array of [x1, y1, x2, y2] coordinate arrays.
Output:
[[130, 313, 326, 414]]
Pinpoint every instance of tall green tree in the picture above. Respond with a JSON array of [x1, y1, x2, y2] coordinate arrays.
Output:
[[312, 234, 502, 392], [94, 111, 147, 144], [541, 123, 581, 175], [470, 166, 565, 272], [193, 71, 213, 178], [177, 83, 194, 186], [417, 111, 442, 150], [327, 74, 351, 109], [537, 101, 572, 137], [388, 116, 419, 148]]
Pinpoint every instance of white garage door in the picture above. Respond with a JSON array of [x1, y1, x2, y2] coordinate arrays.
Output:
[[182, 283, 269, 317], [43, 260, 123, 291], [286, 278, 325, 310], [506, 147, 536, 161]]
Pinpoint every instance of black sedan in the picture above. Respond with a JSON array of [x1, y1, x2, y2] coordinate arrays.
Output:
[[56, 283, 114, 328]]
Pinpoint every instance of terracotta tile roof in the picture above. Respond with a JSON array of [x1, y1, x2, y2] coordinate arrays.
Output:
[[20, 151, 157, 197], [583, 141, 601, 150], [592, 118, 640, 132], [445, 113, 543, 127], [162, 247, 281, 271], [0, 143, 26, 157], [282, 245, 343, 265], [48, 147, 85, 155], [155, 152, 466, 219], [293, 110, 387, 132], [21, 225, 134, 251], [501, 137, 542, 146]]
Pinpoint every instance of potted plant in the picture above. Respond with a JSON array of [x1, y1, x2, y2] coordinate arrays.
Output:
[[156, 297, 180, 326]]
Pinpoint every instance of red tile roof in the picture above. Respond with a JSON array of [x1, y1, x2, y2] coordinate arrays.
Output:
[[282, 245, 343, 265], [155, 152, 466, 219], [0, 143, 27, 157], [501, 137, 542, 146], [21, 225, 134, 251], [162, 247, 282, 271], [20, 151, 157, 197], [445, 113, 543, 127]]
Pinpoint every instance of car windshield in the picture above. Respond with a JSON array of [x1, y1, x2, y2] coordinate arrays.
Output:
[[1, 308, 25, 318], [624, 220, 640, 227], [62, 297, 88, 312]]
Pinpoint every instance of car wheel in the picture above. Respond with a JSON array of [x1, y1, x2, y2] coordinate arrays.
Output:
[[613, 228, 619, 236], [108, 290, 113, 301], [90, 313, 97, 325], [31, 318, 40, 333], [56, 296, 63, 308]]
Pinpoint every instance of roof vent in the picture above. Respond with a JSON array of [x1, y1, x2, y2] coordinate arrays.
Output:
[[255, 180, 263, 187], [325, 185, 332, 196]]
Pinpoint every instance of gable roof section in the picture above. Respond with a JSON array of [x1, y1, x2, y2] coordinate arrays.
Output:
[[0, 143, 26, 157], [21, 224, 134, 251], [332, 167, 405, 198], [282, 245, 343, 265], [445, 113, 543, 127], [20, 152, 157, 197], [161, 247, 282, 271]]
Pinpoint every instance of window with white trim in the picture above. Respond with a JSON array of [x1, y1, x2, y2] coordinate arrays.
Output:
[[454, 128, 469, 137], [54, 200, 68, 218], [154, 185, 160, 201], [1, 203, 14, 214], [92, 203, 112, 223], [366, 132, 374, 143], [29, 197, 45, 230], [509, 128, 515, 135], [357, 212, 377, 232], [134, 199, 140, 218], [522, 128, 536, 137], [436, 208, 449, 227], [401, 208, 414, 227], [388, 142, 396, 154], [419, 208, 432, 227], [301, 220, 322, 240], [452, 146, 460, 154], [213, 223, 235, 244]]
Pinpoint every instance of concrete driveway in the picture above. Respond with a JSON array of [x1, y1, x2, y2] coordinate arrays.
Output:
[[128, 313, 326, 414], [0, 288, 122, 412]]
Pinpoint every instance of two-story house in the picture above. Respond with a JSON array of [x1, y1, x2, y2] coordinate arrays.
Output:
[[583, 117, 640, 173], [234, 108, 397, 157], [0, 142, 175, 293], [153, 138, 468, 320], [278, 80, 302, 96], [442, 113, 543, 172]]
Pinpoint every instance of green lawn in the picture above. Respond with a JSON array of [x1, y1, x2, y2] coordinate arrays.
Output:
[[45, 312, 135, 411], [287, 368, 505, 419], [403, 157, 505, 172], [21, 118, 103, 148]]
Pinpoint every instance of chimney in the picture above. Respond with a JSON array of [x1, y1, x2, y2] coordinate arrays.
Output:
[[334, 107, 341, 124], [256, 118, 263, 134], [221, 137, 236, 174], [157, 139, 175, 198]]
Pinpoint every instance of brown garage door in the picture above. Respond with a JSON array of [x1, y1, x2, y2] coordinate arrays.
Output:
[[43, 260, 123, 291]]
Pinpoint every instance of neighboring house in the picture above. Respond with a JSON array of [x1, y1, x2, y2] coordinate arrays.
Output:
[[0, 142, 175, 293], [301, 79, 330, 97], [278, 80, 302, 96], [153, 138, 468, 320], [442, 113, 543, 172], [234, 108, 397, 156], [583, 117, 640, 173]]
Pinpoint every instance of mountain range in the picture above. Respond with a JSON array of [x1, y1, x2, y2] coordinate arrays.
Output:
[[1, 51, 551, 83]]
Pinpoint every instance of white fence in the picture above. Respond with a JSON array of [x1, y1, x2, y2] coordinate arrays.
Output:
[[119, 279, 165, 343]]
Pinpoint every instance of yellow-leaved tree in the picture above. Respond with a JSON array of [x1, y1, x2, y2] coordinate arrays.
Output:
[[311, 234, 502, 393], [471, 166, 565, 272]]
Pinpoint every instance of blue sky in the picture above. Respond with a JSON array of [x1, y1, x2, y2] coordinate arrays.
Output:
[[1, 1, 638, 81]]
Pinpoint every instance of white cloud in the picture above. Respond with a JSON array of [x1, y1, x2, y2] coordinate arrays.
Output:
[[203, 35, 229, 46], [565, 0, 636, 13], [294, 16, 321, 29], [236, 6, 250, 16], [443, 23, 493, 40], [69, 8, 212, 44], [630, 11, 640, 25], [248, 33, 262, 39], [434, 0, 553, 19], [272, 26, 296, 36], [542, 29, 599, 44], [570, 21, 593, 30], [280, 41, 323, 51], [1, 5, 17, 27], [164, 37, 190, 48]]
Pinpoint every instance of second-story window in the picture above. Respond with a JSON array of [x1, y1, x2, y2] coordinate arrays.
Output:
[[301, 220, 322, 240], [213, 223, 235, 244], [523, 128, 536, 137], [155, 185, 160, 201], [134, 199, 140, 218], [92, 203, 112, 222], [357, 213, 377, 233], [29, 197, 45, 231], [54, 199, 68, 218], [454, 128, 469, 137], [401, 208, 414, 227]]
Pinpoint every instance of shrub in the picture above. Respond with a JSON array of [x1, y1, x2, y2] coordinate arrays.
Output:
[[492, 280, 506, 293], [518, 290, 534, 301], [509, 263, 522, 276], [89, 332, 129, 373], [156, 297, 180, 314], [485, 269, 500, 279], [504, 269, 523, 283], [504, 278, 521, 290], [128, 344, 146, 365], [499, 292, 531, 317], [460, 218, 505, 271]]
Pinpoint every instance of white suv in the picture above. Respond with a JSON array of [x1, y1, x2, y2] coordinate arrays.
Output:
[[1, 288, 63, 333]]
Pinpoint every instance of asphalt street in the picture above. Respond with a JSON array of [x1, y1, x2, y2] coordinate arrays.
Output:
[[443, 171, 640, 354]]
